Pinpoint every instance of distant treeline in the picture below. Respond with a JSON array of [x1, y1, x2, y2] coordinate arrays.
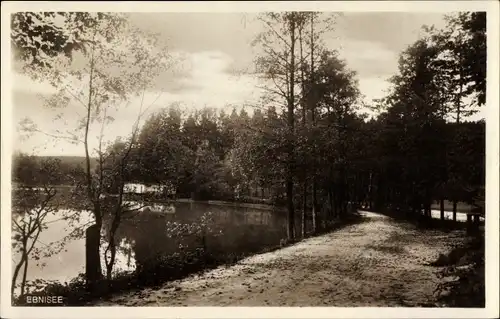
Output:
[[12, 154, 97, 186]]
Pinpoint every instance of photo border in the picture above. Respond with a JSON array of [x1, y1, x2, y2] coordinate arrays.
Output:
[[1, 1, 498, 318]]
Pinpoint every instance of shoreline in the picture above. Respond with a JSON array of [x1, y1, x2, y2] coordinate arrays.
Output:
[[95, 211, 479, 307]]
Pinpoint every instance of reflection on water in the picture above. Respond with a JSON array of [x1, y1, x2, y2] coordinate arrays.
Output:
[[15, 200, 477, 285], [14, 201, 285, 284]]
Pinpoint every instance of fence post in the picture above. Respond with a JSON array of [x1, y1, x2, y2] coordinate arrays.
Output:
[[86, 224, 102, 292]]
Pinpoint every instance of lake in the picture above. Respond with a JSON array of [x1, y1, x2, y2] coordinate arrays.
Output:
[[12, 201, 287, 285], [12, 198, 481, 287]]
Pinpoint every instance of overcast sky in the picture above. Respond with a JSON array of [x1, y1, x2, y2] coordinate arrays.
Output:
[[12, 11, 483, 156]]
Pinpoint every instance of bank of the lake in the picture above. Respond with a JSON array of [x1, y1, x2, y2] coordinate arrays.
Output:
[[95, 211, 479, 307], [12, 195, 480, 306], [13, 203, 364, 306]]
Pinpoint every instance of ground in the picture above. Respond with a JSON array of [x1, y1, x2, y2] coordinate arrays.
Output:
[[95, 211, 467, 307]]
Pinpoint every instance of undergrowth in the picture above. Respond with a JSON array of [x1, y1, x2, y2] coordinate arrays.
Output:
[[433, 233, 485, 307]]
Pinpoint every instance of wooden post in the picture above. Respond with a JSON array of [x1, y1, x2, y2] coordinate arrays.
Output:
[[452, 201, 457, 221], [466, 214, 473, 234], [473, 214, 480, 227], [86, 224, 102, 292], [440, 199, 445, 220]]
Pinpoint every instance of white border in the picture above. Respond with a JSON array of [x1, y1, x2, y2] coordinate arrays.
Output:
[[1, 1, 499, 318]]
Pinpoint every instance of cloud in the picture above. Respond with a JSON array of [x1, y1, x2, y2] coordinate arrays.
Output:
[[127, 12, 259, 72], [11, 49, 263, 156], [337, 39, 399, 79], [11, 12, 467, 156], [358, 77, 392, 103], [336, 12, 447, 53], [156, 50, 262, 107]]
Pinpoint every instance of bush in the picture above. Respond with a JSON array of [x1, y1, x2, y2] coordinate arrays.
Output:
[[434, 234, 485, 307]]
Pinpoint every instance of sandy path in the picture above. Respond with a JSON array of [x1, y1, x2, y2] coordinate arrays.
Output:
[[96, 211, 466, 307]]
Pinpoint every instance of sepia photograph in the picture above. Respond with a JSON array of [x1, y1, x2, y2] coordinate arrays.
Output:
[[1, 1, 499, 318]]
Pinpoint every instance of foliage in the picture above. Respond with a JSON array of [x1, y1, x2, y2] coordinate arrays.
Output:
[[11, 12, 123, 71], [12, 12, 173, 286], [434, 234, 485, 307]]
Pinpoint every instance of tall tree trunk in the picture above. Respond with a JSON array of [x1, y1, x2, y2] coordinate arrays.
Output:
[[299, 21, 307, 239], [286, 14, 297, 241], [83, 35, 103, 288], [309, 13, 317, 234]]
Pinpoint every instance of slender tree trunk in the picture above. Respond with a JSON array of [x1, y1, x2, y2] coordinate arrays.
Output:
[[299, 22, 307, 239], [329, 186, 335, 218], [20, 252, 28, 296], [368, 172, 373, 210], [312, 180, 317, 232], [310, 14, 317, 234], [301, 175, 307, 237], [11, 253, 26, 296], [286, 14, 297, 241], [105, 242, 117, 283], [301, 192, 306, 238], [456, 54, 463, 124], [84, 35, 103, 287], [105, 217, 120, 284], [453, 49, 462, 223]]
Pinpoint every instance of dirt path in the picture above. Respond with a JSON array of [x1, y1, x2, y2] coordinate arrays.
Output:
[[96, 211, 466, 307]]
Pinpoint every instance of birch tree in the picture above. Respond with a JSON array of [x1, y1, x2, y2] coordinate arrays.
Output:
[[16, 13, 172, 286], [253, 12, 307, 240]]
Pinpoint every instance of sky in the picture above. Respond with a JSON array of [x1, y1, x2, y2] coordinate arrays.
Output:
[[11, 11, 484, 157]]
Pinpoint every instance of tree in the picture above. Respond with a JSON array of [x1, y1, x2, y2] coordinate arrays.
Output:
[[253, 12, 308, 240], [11, 12, 117, 72], [371, 37, 448, 220], [135, 105, 191, 197], [11, 156, 61, 297], [298, 12, 340, 233], [422, 12, 486, 220], [15, 12, 172, 287], [453, 12, 486, 106], [311, 50, 361, 220]]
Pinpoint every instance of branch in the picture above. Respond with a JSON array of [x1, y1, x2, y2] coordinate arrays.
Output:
[[261, 44, 290, 69], [45, 210, 80, 225], [258, 83, 288, 100], [12, 218, 23, 234], [63, 86, 88, 111], [97, 107, 108, 195], [32, 128, 84, 144], [258, 16, 291, 50]]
